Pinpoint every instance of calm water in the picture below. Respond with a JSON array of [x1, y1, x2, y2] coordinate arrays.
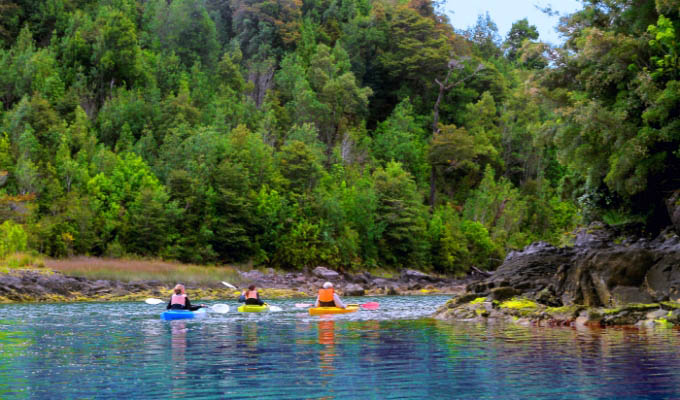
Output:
[[1, 295, 680, 399]]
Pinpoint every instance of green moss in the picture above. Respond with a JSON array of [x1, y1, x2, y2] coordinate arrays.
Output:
[[660, 301, 680, 310], [655, 318, 674, 328], [500, 298, 538, 310], [545, 305, 584, 318], [602, 303, 659, 315], [469, 297, 486, 305]]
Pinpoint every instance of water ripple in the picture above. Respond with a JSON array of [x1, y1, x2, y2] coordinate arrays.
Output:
[[1, 297, 680, 399]]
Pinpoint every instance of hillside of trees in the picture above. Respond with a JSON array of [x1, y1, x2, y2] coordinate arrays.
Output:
[[0, 0, 678, 273]]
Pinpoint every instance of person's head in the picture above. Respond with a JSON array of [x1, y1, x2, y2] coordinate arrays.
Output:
[[174, 284, 186, 295], [323, 282, 333, 289], [248, 284, 256, 291]]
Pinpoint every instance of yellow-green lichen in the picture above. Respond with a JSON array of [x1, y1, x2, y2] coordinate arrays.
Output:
[[469, 297, 486, 305], [655, 318, 674, 328], [500, 298, 539, 310], [660, 301, 680, 310], [602, 303, 660, 315]]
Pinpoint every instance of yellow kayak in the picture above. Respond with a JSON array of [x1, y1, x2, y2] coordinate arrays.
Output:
[[238, 303, 269, 312], [308, 305, 359, 315]]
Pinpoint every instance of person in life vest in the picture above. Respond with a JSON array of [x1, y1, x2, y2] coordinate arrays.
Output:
[[314, 282, 346, 308], [238, 284, 265, 306], [166, 284, 205, 310]]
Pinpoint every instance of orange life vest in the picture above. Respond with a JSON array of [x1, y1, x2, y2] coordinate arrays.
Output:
[[245, 290, 258, 299], [318, 288, 334, 302], [171, 294, 186, 306]]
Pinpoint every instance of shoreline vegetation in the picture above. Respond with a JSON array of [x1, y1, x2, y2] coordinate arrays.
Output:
[[0, 253, 466, 303]]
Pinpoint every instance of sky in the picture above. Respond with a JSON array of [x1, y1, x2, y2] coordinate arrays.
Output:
[[444, 0, 584, 45]]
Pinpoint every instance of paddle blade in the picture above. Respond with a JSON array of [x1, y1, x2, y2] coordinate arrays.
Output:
[[361, 302, 379, 310], [295, 303, 313, 308], [221, 281, 237, 289], [210, 304, 230, 313], [145, 298, 164, 305]]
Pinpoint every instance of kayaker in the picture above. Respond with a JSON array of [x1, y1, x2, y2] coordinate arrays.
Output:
[[314, 282, 346, 308], [238, 284, 265, 306], [167, 284, 204, 311]]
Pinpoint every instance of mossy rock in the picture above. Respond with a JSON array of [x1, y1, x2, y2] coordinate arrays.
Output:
[[545, 305, 586, 319], [601, 303, 660, 315], [469, 297, 487, 305], [499, 297, 542, 318], [489, 287, 521, 302], [447, 292, 480, 307], [660, 301, 680, 310], [499, 297, 539, 310]]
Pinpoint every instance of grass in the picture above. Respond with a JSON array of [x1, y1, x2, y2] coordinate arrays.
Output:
[[45, 256, 242, 286], [0, 252, 46, 274]]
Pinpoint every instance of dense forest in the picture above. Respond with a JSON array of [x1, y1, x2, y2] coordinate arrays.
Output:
[[0, 0, 678, 273]]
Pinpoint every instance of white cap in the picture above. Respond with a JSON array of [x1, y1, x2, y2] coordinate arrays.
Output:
[[323, 282, 333, 289]]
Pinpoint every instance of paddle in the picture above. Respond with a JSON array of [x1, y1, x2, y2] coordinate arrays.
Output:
[[295, 302, 379, 310], [221, 281, 237, 289], [145, 298, 230, 313]]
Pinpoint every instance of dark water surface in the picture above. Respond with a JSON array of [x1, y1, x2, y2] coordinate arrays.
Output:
[[1, 295, 680, 399]]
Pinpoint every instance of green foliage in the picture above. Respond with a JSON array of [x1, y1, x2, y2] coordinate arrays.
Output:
[[504, 18, 539, 62], [373, 162, 429, 267], [0, 220, 27, 259], [1, 0, 661, 275], [372, 99, 428, 186]]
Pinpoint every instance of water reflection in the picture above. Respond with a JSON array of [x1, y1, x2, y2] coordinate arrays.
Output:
[[2, 299, 680, 399], [318, 319, 336, 376], [170, 321, 188, 399]]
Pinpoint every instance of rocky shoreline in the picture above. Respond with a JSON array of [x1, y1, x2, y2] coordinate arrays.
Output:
[[434, 222, 680, 328], [0, 265, 467, 303]]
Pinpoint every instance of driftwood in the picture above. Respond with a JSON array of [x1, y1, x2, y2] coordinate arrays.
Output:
[[471, 266, 492, 277]]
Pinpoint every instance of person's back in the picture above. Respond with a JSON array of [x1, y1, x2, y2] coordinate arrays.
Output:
[[167, 284, 204, 311], [169, 288, 187, 310], [242, 284, 265, 306], [315, 282, 345, 308]]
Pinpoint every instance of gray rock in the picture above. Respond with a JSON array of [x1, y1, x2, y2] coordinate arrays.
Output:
[[666, 190, 680, 234], [312, 266, 340, 280], [240, 270, 265, 281], [488, 287, 520, 301], [400, 269, 434, 281], [343, 283, 365, 296]]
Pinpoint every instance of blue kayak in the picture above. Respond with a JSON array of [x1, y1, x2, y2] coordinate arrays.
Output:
[[160, 308, 207, 321]]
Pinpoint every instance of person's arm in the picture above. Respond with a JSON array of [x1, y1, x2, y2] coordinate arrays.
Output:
[[238, 293, 246, 303], [186, 297, 202, 311], [167, 299, 172, 310], [314, 294, 320, 307], [333, 293, 345, 308]]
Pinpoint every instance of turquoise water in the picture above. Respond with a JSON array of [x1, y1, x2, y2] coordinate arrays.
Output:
[[1, 295, 680, 399]]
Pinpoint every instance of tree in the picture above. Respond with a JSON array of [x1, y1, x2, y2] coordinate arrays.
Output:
[[504, 18, 539, 62], [373, 161, 429, 267]]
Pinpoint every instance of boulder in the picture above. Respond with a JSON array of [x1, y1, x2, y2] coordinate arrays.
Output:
[[312, 266, 340, 280], [240, 270, 265, 282], [560, 246, 655, 306], [488, 286, 521, 302], [400, 269, 434, 282], [470, 241, 574, 295], [643, 239, 680, 301], [667, 190, 680, 233], [342, 283, 365, 296]]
